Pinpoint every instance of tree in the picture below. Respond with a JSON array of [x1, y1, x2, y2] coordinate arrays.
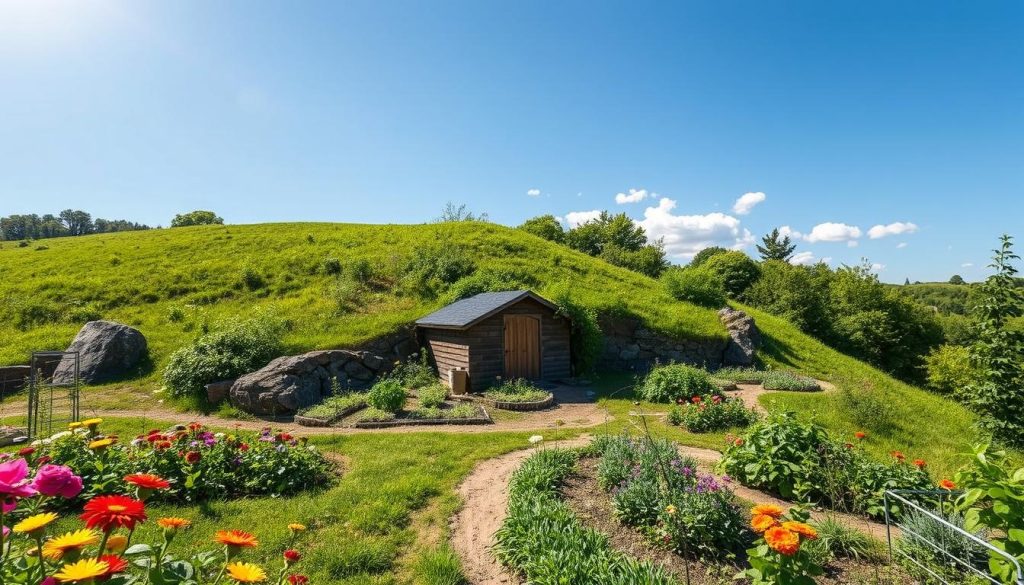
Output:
[[689, 246, 728, 268], [702, 251, 761, 298], [171, 210, 224, 228], [436, 202, 487, 223], [59, 209, 94, 236], [517, 215, 565, 243], [564, 211, 668, 277], [904, 278, 911, 286], [968, 235, 1024, 444], [949, 274, 965, 285], [756, 228, 797, 262]]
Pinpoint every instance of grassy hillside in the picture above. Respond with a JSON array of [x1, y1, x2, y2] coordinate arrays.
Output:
[[0, 222, 726, 380], [899, 282, 976, 314]]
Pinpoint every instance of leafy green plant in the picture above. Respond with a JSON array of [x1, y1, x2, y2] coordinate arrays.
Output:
[[553, 292, 603, 376], [367, 379, 406, 413], [955, 443, 1024, 584], [805, 515, 882, 561], [714, 366, 765, 383], [163, 311, 285, 399], [386, 350, 437, 389], [483, 378, 548, 403], [662, 266, 727, 308], [637, 363, 718, 403], [673, 395, 758, 433], [924, 343, 977, 397], [417, 383, 448, 408], [896, 508, 989, 583]]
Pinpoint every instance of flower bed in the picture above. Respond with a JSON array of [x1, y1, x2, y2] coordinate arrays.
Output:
[[294, 393, 367, 427], [0, 454, 313, 585], [593, 434, 747, 559], [31, 419, 333, 504], [479, 378, 554, 411], [354, 403, 490, 428], [494, 447, 675, 584], [666, 392, 758, 432]]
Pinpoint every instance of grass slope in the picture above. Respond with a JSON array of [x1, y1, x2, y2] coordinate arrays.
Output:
[[0, 222, 725, 380]]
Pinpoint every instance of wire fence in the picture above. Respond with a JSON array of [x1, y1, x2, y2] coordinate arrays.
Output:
[[884, 489, 1024, 585], [27, 351, 81, 439]]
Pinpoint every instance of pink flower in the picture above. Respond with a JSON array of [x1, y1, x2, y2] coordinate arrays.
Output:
[[31, 464, 83, 499], [0, 459, 37, 499]]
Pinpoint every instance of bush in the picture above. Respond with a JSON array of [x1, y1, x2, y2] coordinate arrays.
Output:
[[367, 379, 406, 413], [761, 371, 820, 391], [403, 243, 476, 297], [662, 266, 727, 308], [418, 383, 447, 408], [552, 292, 602, 376], [638, 363, 718, 403], [163, 311, 285, 399], [594, 435, 747, 558], [924, 344, 976, 396], [719, 412, 932, 519], [702, 251, 761, 298], [671, 395, 758, 433], [386, 351, 437, 388], [896, 509, 988, 582], [39, 420, 332, 504]]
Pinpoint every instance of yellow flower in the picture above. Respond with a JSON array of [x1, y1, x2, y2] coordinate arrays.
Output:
[[105, 534, 129, 553], [287, 523, 306, 534], [13, 512, 59, 535], [82, 418, 103, 428], [225, 562, 267, 583], [54, 558, 110, 582], [665, 504, 677, 516], [88, 438, 115, 450], [68, 422, 84, 430], [41, 529, 101, 560]]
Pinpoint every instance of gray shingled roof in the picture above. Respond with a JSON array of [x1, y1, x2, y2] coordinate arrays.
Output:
[[415, 290, 556, 330]]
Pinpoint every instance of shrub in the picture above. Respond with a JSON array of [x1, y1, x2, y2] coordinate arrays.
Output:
[[924, 344, 976, 396], [702, 251, 761, 298], [672, 395, 758, 433], [39, 419, 332, 504], [367, 379, 406, 413], [896, 509, 989, 582], [552, 292, 602, 376], [403, 243, 476, 297], [637, 363, 718, 403], [719, 412, 932, 519], [517, 214, 566, 243], [418, 383, 447, 408], [662, 266, 727, 308], [386, 350, 436, 388], [322, 257, 342, 275], [348, 258, 374, 283], [239, 265, 266, 290], [163, 311, 285, 399], [760, 371, 820, 391]]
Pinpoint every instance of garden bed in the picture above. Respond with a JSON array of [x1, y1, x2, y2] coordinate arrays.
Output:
[[294, 402, 366, 427], [468, 391, 555, 411], [353, 402, 492, 428]]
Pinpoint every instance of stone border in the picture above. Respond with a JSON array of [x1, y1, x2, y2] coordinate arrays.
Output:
[[354, 405, 492, 429], [294, 402, 367, 427], [467, 392, 555, 412]]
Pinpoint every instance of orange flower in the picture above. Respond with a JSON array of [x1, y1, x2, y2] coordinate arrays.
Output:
[[751, 514, 778, 533], [751, 504, 784, 519], [854, 431, 866, 440], [939, 479, 956, 490], [80, 495, 147, 531], [157, 517, 191, 530], [891, 451, 905, 462], [782, 521, 818, 540], [913, 459, 926, 469], [124, 474, 170, 490], [764, 526, 801, 556], [216, 529, 259, 549]]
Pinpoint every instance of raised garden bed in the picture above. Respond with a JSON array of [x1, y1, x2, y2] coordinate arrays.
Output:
[[354, 402, 491, 428], [295, 402, 367, 426], [469, 391, 555, 411], [294, 393, 368, 427]]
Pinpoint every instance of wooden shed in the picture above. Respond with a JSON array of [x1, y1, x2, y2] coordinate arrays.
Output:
[[415, 290, 572, 391]]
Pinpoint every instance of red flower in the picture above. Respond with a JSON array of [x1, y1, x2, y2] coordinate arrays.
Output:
[[939, 479, 956, 490], [80, 495, 147, 531], [188, 423, 203, 432], [913, 459, 926, 469], [891, 451, 905, 462], [712, 395, 722, 404], [733, 438, 743, 446], [155, 441, 172, 450], [37, 456, 51, 465], [288, 576, 308, 585], [124, 474, 170, 490], [239, 443, 250, 452], [283, 549, 301, 564], [844, 442, 854, 449], [691, 396, 701, 404], [854, 431, 866, 440], [18, 447, 35, 457], [98, 554, 129, 578], [184, 452, 201, 464]]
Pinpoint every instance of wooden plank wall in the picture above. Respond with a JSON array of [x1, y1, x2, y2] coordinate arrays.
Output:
[[424, 336, 470, 386]]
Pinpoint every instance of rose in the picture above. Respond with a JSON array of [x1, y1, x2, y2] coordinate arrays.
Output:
[[31, 464, 84, 499]]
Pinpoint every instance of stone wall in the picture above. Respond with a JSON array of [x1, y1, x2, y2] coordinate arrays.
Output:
[[597, 310, 761, 373], [228, 327, 419, 415]]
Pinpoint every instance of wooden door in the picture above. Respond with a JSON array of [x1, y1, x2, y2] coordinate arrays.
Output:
[[503, 315, 541, 380]]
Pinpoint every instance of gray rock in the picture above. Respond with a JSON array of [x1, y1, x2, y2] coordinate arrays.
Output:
[[344, 360, 374, 380], [718, 308, 761, 366], [205, 380, 235, 404], [52, 321, 147, 384], [363, 353, 385, 371]]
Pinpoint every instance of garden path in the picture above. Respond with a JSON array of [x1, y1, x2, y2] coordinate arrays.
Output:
[[450, 432, 896, 584]]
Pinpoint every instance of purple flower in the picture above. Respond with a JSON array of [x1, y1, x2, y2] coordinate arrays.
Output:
[[0, 459, 38, 499], [30, 464, 83, 499]]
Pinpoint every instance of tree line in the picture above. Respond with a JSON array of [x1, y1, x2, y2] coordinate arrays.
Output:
[[0, 210, 151, 241]]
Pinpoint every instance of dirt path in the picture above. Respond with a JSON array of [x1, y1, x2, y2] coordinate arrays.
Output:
[[449, 433, 895, 585]]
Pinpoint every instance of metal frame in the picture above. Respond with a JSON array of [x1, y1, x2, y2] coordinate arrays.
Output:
[[27, 351, 80, 439], [884, 489, 1024, 585]]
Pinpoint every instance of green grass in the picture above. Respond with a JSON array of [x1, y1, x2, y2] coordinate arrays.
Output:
[[0, 222, 726, 389]]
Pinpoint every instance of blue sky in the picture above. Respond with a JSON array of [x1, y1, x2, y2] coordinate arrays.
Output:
[[1, 1, 1021, 282]]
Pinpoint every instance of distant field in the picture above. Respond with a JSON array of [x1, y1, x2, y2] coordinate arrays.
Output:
[[0, 222, 727, 382], [898, 282, 976, 315]]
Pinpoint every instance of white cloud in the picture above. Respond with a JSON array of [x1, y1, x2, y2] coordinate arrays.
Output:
[[961, 262, 974, 268], [867, 221, 918, 239], [804, 222, 862, 244], [871, 263, 886, 272], [732, 191, 766, 215], [896, 242, 908, 249], [526, 188, 541, 197], [778, 225, 803, 240], [789, 251, 832, 266], [637, 197, 751, 259], [564, 209, 602, 228], [615, 188, 650, 204]]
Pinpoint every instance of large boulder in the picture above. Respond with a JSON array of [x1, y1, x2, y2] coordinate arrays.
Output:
[[718, 308, 761, 366], [52, 321, 148, 384]]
